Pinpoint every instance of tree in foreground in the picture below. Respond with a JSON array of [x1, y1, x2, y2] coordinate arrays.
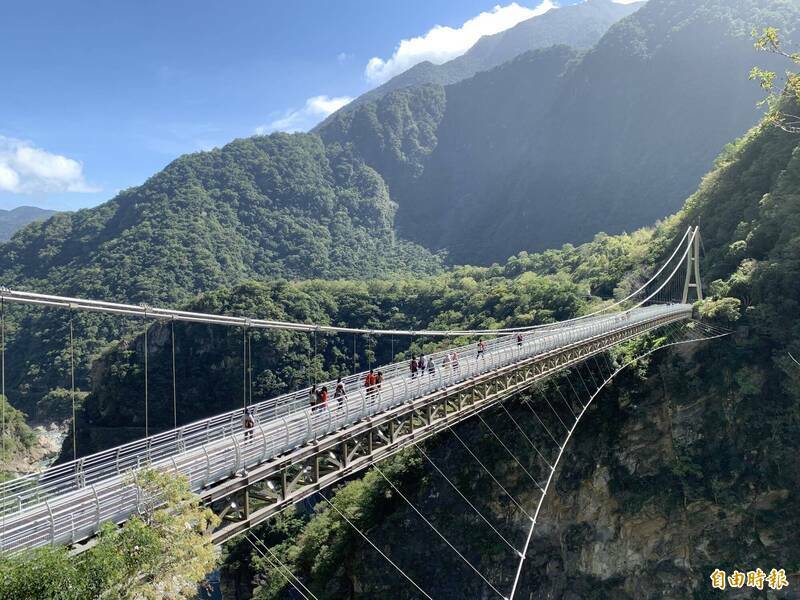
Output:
[[0, 469, 220, 599], [751, 27, 800, 132]]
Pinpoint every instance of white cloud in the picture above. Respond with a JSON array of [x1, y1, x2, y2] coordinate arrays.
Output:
[[365, 1, 556, 84], [0, 136, 99, 194], [256, 95, 354, 134]]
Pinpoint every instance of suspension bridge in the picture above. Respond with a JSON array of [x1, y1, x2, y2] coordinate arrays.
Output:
[[0, 226, 730, 599]]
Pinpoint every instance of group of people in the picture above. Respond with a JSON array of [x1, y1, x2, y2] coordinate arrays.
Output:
[[309, 377, 350, 411], [363, 369, 384, 396], [241, 334, 528, 446]]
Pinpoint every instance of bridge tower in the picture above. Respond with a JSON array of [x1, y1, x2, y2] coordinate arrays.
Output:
[[682, 226, 703, 303]]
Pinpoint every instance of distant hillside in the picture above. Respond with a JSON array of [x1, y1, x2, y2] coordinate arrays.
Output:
[[0, 206, 57, 241], [320, 0, 800, 264], [322, 0, 642, 112], [0, 133, 441, 304]]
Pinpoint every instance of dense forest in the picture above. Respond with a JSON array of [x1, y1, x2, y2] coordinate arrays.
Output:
[[319, 0, 800, 263], [219, 102, 800, 597]]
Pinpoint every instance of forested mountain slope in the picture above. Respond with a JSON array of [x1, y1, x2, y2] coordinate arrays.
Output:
[[0, 134, 439, 303], [344, 0, 642, 108], [228, 113, 800, 597], [320, 0, 800, 264], [0, 206, 57, 241], [0, 134, 440, 419]]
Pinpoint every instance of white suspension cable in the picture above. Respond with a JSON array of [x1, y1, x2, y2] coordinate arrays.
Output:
[[506, 321, 732, 600], [373, 464, 507, 599], [0, 227, 694, 339], [497, 403, 558, 464], [415, 444, 522, 556], [476, 413, 548, 487], [446, 427, 534, 521], [318, 492, 433, 600], [245, 533, 316, 600]]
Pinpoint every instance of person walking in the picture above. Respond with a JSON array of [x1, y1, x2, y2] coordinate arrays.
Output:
[[364, 369, 377, 397], [517, 334, 523, 348], [410, 355, 418, 379], [477, 340, 486, 359], [418, 355, 426, 373], [334, 377, 347, 406], [309, 384, 318, 411], [243, 407, 255, 443], [452, 350, 460, 373], [427, 357, 436, 376], [319, 386, 329, 409]]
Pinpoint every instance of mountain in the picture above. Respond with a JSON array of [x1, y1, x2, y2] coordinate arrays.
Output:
[[0, 206, 57, 241], [226, 107, 800, 597], [0, 134, 441, 419], [0, 133, 440, 304], [338, 0, 644, 109], [319, 0, 800, 264]]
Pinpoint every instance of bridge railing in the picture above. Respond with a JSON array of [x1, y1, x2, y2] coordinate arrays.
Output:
[[0, 304, 692, 554]]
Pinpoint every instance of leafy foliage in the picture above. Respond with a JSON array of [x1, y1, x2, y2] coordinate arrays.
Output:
[[0, 470, 219, 599], [319, 0, 800, 264]]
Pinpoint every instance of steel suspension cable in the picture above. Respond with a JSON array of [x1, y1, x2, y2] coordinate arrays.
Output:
[[498, 403, 556, 467], [243, 327, 247, 409], [476, 413, 545, 489], [245, 534, 316, 600], [552, 383, 577, 420], [446, 427, 534, 521], [143, 317, 149, 438], [69, 310, 77, 461], [0, 227, 694, 339], [1, 296, 5, 548], [318, 492, 433, 600], [415, 444, 521, 555], [521, 400, 560, 448], [373, 464, 506, 599], [248, 330, 253, 407], [171, 318, 177, 429], [542, 395, 569, 434]]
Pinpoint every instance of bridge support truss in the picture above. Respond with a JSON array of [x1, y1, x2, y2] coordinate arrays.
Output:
[[207, 310, 688, 544]]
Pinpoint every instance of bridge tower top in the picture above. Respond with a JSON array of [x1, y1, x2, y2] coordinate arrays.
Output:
[[682, 226, 703, 304]]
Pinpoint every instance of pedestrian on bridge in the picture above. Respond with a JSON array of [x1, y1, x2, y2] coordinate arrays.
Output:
[[410, 355, 418, 379], [418, 355, 426, 373], [243, 408, 255, 442], [334, 377, 347, 406], [477, 340, 486, 359], [451, 350, 460, 373], [517, 334, 523, 348], [310, 384, 318, 412], [319, 386, 329, 409], [427, 357, 436, 376], [364, 369, 378, 397]]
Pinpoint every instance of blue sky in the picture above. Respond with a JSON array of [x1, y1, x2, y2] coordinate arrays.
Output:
[[0, 0, 590, 211]]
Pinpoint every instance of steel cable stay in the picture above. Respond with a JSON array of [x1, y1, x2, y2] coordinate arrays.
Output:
[[520, 400, 561, 449], [0, 227, 697, 339], [245, 533, 317, 600], [373, 463, 507, 599], [414, 444, 522, 556], [506, 321, 733, 600], [446, 427, 534, 522], [318, 492, 434, 600], [476, 413, 547, 489], [497, 403, 557, 466], [248, 532, 320, 600]]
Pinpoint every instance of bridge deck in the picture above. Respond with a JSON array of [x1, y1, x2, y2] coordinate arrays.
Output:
[[0, 304, 692, 554]]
